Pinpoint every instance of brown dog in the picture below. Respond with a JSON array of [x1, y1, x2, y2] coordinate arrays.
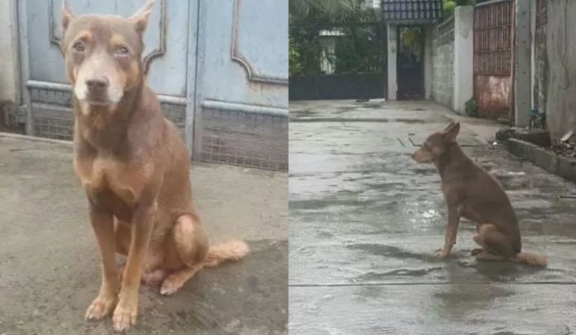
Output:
[[60, 0, 248, 331], [412, 122, 546, 267]]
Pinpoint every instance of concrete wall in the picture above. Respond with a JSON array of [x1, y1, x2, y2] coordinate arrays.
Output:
[[533, 0, 547, 117], [514, 0, 532, 127], [387, 24, 398, 100], [0, 0, 19, 103], [424, 25, 433, 100], [431, 7, 474, 114], [543, 0, 576, 140], [452, 6, 474, 115], [431, 18, 454, 108]]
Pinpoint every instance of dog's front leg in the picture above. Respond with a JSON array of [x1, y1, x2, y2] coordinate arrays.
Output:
[[439, 207, 460, 258], [112, 200, 156, 332], [85, 203, 119, 321]]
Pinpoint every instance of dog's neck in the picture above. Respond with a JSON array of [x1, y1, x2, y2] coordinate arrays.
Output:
[[434, 142, 472, 180]]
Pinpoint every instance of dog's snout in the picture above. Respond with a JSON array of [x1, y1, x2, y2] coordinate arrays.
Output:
[[86, 77, 109, 92]]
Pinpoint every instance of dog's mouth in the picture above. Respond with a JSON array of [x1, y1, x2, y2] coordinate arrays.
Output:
[[411, 151, 434, 164], [83, 98, 114, 106], [73, 79, 123, 107]]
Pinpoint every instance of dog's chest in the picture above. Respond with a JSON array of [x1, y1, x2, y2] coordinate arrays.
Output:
[[74, 155, 149, 208]]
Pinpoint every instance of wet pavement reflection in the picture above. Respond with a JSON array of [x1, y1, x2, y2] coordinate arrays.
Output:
[[289, 100, 576, 335]]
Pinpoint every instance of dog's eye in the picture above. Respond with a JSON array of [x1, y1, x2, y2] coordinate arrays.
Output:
[[115, 47, 130, 56], [72, 41, 85, 53]]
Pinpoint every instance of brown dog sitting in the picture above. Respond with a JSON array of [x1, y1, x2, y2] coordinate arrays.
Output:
[[412, 122, 546, 267], [60, 0, 248, 331]]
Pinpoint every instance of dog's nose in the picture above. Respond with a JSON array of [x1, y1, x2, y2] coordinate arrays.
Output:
[[86, 77, 109, 93]]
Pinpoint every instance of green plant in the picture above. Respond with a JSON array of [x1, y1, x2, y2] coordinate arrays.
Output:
[[442, 0, 475, 19], [465, 97, 479, 117], [289, 37, 301, 75], [333, 25, 382, 73], [289, 0, 380, 75], [442, 0, 457, 19]]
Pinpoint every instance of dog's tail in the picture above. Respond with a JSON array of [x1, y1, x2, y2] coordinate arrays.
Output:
[[203, 239, 249, 268], [514, 252, 548, 267]]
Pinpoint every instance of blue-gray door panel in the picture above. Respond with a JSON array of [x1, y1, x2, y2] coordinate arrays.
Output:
[[193, 0, 288, 170], [198, 0, 288, 109]]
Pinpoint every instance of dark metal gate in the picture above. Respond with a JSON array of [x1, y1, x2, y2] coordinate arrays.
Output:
[[397, 25, 425, 100], [289, 22, 387, 101], [473, 0, 513, 115]]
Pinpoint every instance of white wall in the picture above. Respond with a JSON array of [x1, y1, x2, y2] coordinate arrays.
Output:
[[424, 25, 433, 100], [452, 6, 474, 114], [431, 20, 454, 108], [0, 0, 19, 103], [387, 24, 397, 100]]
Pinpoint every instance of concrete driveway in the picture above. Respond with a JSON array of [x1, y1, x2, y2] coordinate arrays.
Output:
[[0, 134, 287, 335], [289, 100, 576, 335]]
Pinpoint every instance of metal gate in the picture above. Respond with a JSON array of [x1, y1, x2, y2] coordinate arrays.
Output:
[[397, 25, 425, 100], [473, 0, 513, 115], [17, 0, 288, 171], [289, 22, 387, 101]]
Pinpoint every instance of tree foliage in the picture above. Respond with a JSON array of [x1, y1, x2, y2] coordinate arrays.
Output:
[[290, 0, 377, 26], [442, 0, 475, 19], [290, 0, 381, 75], [334, 26, 383, 73]]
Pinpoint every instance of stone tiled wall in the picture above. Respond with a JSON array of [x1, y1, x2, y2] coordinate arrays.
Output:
[[431, 19, 454, 109], [533, 0, 547, 118]]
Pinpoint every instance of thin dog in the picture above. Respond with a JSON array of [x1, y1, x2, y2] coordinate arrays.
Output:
[[60, 0, 248, 331], [412, 122, 546, 267]]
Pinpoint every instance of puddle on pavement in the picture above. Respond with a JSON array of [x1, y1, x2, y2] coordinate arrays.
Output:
[[347, 244, 439, 263], [290, 101, 576, 333]]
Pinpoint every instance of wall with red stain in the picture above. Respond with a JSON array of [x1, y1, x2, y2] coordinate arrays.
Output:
[[474, 75, 511, 114]]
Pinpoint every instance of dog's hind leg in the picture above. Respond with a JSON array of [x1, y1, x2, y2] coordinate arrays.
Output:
[[473, 223, 516, 262], [160, 213, 209, 296], [115, 220, 167, 286]]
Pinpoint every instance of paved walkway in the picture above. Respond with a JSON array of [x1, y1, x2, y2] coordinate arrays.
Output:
[[0, 134, 287, 335], [289, 100, 576, 335]]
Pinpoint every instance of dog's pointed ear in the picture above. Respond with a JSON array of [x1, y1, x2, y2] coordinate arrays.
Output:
[[61, 0, 76, 36], [443, 122, 456, 132], [129, 0, 155, 34], [443, 122, 460, 142]]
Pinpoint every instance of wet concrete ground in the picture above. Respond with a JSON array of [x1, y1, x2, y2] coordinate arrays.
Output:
[[289, 100, 576, 335], [0, 134, 287, 335]]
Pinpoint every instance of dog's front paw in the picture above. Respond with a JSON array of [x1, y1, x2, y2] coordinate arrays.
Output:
[[85, 295, 117, 321], [470, 248, 484, 256], [112, 303, 138, 332], [434, 248, 451, 259]]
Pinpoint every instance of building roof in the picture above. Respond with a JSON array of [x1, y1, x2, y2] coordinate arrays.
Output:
[[382, 0, 443, 24]]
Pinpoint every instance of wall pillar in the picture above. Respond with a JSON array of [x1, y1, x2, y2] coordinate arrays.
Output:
[[424, 25, 433, 100], [0, 0, 19, 103], [514, 0, 532, 127], [530, 0, 537, 109], [453, 6, 474, 114], [387, 24, 397, 100]]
